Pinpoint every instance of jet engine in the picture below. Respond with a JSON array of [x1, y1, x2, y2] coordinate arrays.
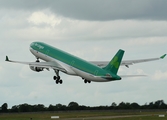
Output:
[[29, 65, 43, 72]]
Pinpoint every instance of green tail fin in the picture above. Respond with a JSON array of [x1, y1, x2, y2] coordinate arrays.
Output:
[[103, 49, 124, 74]]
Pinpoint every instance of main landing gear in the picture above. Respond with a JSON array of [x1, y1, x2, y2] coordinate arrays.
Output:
[[82, 78, 91, 83], [53, 70, 63, 84], [35, 58, 63, 84]]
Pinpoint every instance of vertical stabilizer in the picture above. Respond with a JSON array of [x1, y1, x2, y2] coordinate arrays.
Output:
[[103, 49, 124, 74]]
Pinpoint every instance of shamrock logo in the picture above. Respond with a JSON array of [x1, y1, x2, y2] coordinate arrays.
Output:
[[110, 56, 119, 68]]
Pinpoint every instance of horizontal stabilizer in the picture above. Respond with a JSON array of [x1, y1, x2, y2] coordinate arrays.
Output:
[[120, 75, 147, 78]]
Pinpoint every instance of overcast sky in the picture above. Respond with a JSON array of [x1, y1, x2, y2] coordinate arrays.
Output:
[[0, 0, 167, 108]]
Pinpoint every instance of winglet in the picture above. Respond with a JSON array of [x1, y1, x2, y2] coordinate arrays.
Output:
[[5, 56, 9, 61], [160, 54, 166, 59]]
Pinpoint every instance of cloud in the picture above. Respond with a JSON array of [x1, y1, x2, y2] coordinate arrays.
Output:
[[1, 7, 167, 42], [127, 37, 167, 46], [0, 66, 3, 72], [6, 16, 167, 42], [27, 11, 61, 27], [152, 70, 167, 80], [1, 0, 167, 21]]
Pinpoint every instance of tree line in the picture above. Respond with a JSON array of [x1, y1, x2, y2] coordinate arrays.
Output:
[[0, 100, 167, 113]]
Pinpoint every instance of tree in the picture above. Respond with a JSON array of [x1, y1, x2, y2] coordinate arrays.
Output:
[[18, 103, 31, 112], [36, 104, 45, 111], [130, 102, 140, 109], [111, 102, 117, 109], [1, 103, 8, 112], [11, 105, 19, 112], [148, 102, 154, 109], [118, 102, 126, 109], [56, 104, 63, 110], [68, 102, 79, 110], [48, 104, 55, 111], [154, 100, 166, 109], [118, 102, 131, 109]]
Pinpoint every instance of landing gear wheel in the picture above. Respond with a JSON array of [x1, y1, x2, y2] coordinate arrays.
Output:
[[36, 59, 40, 62], [55, 79, 63, 84], [53, 76, 57, 80], [56, 80, 59, 84], [84, 79, 91, 84], [53, 76, 60, 80], [59, 80, 63, 84]]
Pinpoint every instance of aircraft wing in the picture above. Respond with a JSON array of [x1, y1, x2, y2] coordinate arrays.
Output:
[[5, 56, 66, 72], [90, 54, 166, 68]]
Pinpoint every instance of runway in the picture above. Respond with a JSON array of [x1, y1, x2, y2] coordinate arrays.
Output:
[[61, 114, 153, 120]]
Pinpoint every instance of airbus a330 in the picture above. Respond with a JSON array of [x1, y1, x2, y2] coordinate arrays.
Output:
[[6, 42, 166, 84]]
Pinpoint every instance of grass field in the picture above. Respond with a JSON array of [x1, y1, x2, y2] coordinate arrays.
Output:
[[0, 110, 166, 120]]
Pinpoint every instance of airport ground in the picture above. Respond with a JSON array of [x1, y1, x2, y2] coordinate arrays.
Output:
[[0, 110, 166, 120]]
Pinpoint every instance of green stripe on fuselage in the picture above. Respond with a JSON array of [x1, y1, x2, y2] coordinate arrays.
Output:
[[30, 42, 119, 80]]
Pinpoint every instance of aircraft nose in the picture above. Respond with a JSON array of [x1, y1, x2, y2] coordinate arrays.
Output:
[[30, 42, 35, 48], [29, 42, 36, 52]]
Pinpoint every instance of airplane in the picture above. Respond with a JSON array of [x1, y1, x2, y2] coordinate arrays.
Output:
[[5, 42, 166, 84]]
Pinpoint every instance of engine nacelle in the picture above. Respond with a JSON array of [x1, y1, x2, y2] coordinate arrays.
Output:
[[29, 65, 43, 72]]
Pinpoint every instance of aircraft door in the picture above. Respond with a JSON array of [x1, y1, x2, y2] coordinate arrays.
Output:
[[94, 70, 98, 76], [45, 49, 50, 57], [71, 60, 75, 66]]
